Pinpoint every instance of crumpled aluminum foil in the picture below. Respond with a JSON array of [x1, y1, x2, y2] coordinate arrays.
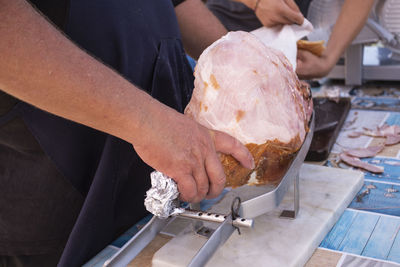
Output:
[[144, 171, 184, 218]]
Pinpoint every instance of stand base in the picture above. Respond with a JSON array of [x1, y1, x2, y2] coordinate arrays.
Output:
[[152, 164, 364, 267]]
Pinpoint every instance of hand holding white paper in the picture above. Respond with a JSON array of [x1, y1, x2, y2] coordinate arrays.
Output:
[[251, 19, 314, 70]]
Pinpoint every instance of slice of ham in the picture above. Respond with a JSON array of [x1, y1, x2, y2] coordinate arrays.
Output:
[[362, 124, 400, 137], [348, 124, 400, 146], [347, 131, 363, 138], [385, 134, 400, 146], [339, 153, 384, 173], [343, 145, 384, 158], [380, 124, 400, 136], [362, 127, 381, 137], [184, 31, 312, 187]]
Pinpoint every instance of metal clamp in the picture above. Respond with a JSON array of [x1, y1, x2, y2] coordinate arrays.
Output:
[[177, 209, 253, 229], [188, 197, 252, 267]]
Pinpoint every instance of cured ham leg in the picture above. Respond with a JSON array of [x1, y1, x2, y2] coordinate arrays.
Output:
[[185, 31, 313, 187]]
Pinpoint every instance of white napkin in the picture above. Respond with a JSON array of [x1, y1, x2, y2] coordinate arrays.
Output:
[[251, 19, 314, 70]]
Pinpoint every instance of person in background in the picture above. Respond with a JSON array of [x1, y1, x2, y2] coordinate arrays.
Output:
[[0, 0, 253, 266], [206, 0, 375, 79]]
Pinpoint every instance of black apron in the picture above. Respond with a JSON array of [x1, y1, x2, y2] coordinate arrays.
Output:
[[0, 0, 193, 266]]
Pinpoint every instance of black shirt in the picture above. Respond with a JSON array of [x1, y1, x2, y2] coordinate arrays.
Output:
[[0, 0, 187, 257], [28, 0, 186, 30]]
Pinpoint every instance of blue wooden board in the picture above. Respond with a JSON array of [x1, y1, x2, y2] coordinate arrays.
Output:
[[337, 212, 379, 254], [362, 216, 400, 259], [387, 226, 400, 263], [320, 210, 358, 250], [320, 209, 400, 264], [386, 112, 400, 126], [349, 181, 400, 216], [361, 157, 400, 184]]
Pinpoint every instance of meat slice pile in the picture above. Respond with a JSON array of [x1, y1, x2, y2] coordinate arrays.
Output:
[[341, 123, 400, 173], [348, 124, 400, 146], [339, 145, 384, 173], [184, 31, 313, 187], [343, 146, 384, 158]]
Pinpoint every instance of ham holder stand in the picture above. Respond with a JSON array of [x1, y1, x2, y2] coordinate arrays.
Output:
[[104, 114, 315, 267]]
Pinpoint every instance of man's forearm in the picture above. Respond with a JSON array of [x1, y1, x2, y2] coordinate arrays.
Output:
[[0, 0, 167, 146], [175, 0, 228, 59], [0, 0, 255, 204], [324, 0, 374, 66]]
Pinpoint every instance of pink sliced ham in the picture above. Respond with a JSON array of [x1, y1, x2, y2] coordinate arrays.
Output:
[[362, 124, 400, 137], [348, 124, 400, 147], [385, 134, 400, 146], [184, 31, 313, 187], [347, 131, 363, 138], [343, 145, 384, 158], [339, 153, 384, 173], [380, 124, 400, 136]]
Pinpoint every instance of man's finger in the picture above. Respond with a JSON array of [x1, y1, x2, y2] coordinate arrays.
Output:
[[192, 162, 210, 203], [204, 151, 226, 199], [284, 0, 301, 13], [262, 18, 283, 28], [211, 130, 254, 169], [274, 14, 296, 26], [280, 4, 304, 25], [175, 174, 198, 203]]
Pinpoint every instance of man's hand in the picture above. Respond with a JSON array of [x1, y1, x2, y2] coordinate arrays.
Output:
[[133, 104, 254, 203], [296, 49, 334, 80], [254, 0, 304, 27]]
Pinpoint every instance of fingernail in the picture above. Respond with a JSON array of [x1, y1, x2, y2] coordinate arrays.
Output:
[[249, 154, 255, 169]]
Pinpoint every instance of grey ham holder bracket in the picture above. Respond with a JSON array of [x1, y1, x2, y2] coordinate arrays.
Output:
[[104, 113, 314, 267]]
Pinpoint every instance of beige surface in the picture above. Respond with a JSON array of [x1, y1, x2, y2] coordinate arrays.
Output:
[[128, 234, 171, 267], [370, 137, 400, 158], [305, 248, 342, 267]]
